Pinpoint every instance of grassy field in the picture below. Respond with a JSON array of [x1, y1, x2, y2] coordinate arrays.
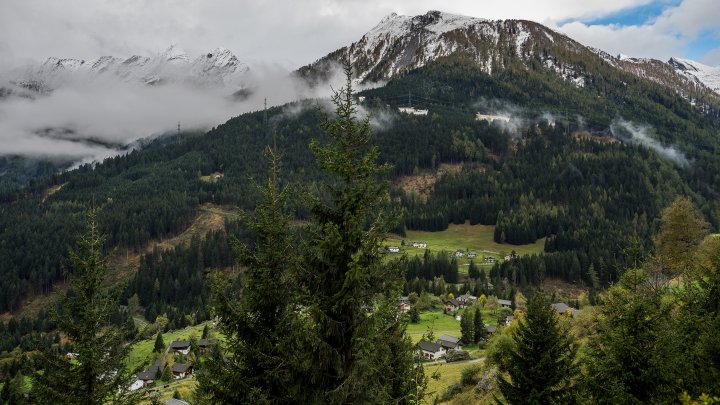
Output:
[[127, 323, 208, 373], [386, 222, 545, 268], [143, 378, 197, 404], [425, 361, 479, 402]]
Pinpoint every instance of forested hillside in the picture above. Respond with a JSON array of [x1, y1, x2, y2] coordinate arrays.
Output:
[[0, 51, 719, 340]]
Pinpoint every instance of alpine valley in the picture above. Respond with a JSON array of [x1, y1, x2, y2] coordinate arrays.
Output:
[[1, 9, 720, 404]]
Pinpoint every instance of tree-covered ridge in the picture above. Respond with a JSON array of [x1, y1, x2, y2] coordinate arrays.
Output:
[[0, 50, 718, 317]]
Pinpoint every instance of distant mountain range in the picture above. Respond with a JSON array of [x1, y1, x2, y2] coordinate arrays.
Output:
[[299, 11, 720, 108], [1, 45, 249, 97]]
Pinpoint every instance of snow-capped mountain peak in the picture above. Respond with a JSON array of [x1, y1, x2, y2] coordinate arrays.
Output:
[[669, 57, 720, 93]]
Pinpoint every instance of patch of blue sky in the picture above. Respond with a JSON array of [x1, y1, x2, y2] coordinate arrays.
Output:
[[684, 30, 720, 62], [570, 0, 683, 26]]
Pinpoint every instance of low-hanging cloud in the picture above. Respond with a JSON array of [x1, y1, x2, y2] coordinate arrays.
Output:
[[0, 62, 350, 163], [610, 118, 689, 166]]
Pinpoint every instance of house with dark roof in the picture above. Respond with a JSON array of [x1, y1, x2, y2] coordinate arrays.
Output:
[[551, 303, 580, 318], [436, 334, 462, 350], [417, 340, 446, 360], [169, 340, 191, 355], [485, 324, 497, 335], [197, 339, 215, 353], [131, 360, 162, 390], [171, 362, 193, 379], [498, 299, 512, 308], [443, 297, 459, 312]]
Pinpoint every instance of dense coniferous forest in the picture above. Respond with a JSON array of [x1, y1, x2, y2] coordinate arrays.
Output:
[[1, 52, 720, 383]]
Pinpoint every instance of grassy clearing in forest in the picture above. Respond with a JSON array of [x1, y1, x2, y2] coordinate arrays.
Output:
[[385, 222, 545, 270]]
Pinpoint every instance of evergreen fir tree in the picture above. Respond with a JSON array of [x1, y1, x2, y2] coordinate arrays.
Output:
[[201, 323, 209, 339], [32, 209, 139, 405], [497, 293, 577, 404], [461, 309, 474, 344], [153, 332, 164, 353], [473, 307, 486, 344], [195, 136, 308, 403], [297, 62, 421, 403]]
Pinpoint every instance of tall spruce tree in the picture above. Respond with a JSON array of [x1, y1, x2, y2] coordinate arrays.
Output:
[[32, 209, 139, 405], [460, 309, 474, 344], [297, 62, 421, 403], [473, 307, 485, 344], [195, 140, 307, 403], [152, 332, 164, 353], [496, 293, 577, 404]]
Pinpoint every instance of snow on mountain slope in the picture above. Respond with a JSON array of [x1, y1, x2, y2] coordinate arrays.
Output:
[[5, 45, 250, 95], [301, 10, 589, 85], [669, 57, 720, 95]]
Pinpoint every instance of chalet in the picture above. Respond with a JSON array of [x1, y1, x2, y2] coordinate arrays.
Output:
[[398, 296, 411, 313], [504, 252, 519, 261], [417, 340, 445, 360], [132, 361, 161, 390], [498, 299, 513, 309], [505, 315, 515, 326], [436, 334, 462, 350], [66, 352, 79, 360], [386, 246, 400, 254], [412, 241, 427, 249], [484, 256, 497, 264], [443, 297, 459, 312], [551, 303, 580, 318], [171, 362, 193, 379], [485, 324, 497, 335], [169, 340, 191, 355], [457, 293, 477, 307], [454, 249, 465, 258], [398, 106, 429, 116], [467, 251, 478, 259], [358, 96, 366, 103], [197, 339, 215, 353]]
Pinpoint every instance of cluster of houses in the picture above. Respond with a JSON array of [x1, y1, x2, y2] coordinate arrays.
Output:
[[504, 252, 520, 261], [130, 338, 215, 392]]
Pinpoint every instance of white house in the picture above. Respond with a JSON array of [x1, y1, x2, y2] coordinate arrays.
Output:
[[454, 249, 465, 258], [387, 246, 400, 253], [398, 106, 428, 116], [418, 340, 446, 360], [412, 241, 427, 249]]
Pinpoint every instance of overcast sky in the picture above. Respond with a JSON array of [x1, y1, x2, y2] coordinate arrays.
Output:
[[1, 0, 719, 69], [0, 0, 717, 161]]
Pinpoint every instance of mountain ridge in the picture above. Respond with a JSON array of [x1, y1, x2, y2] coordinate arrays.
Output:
[[4, 45, 250, 95], [298, 10, 720, 111]]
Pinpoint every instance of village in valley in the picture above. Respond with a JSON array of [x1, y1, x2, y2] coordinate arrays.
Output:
[[111, 223, 581, 403]]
